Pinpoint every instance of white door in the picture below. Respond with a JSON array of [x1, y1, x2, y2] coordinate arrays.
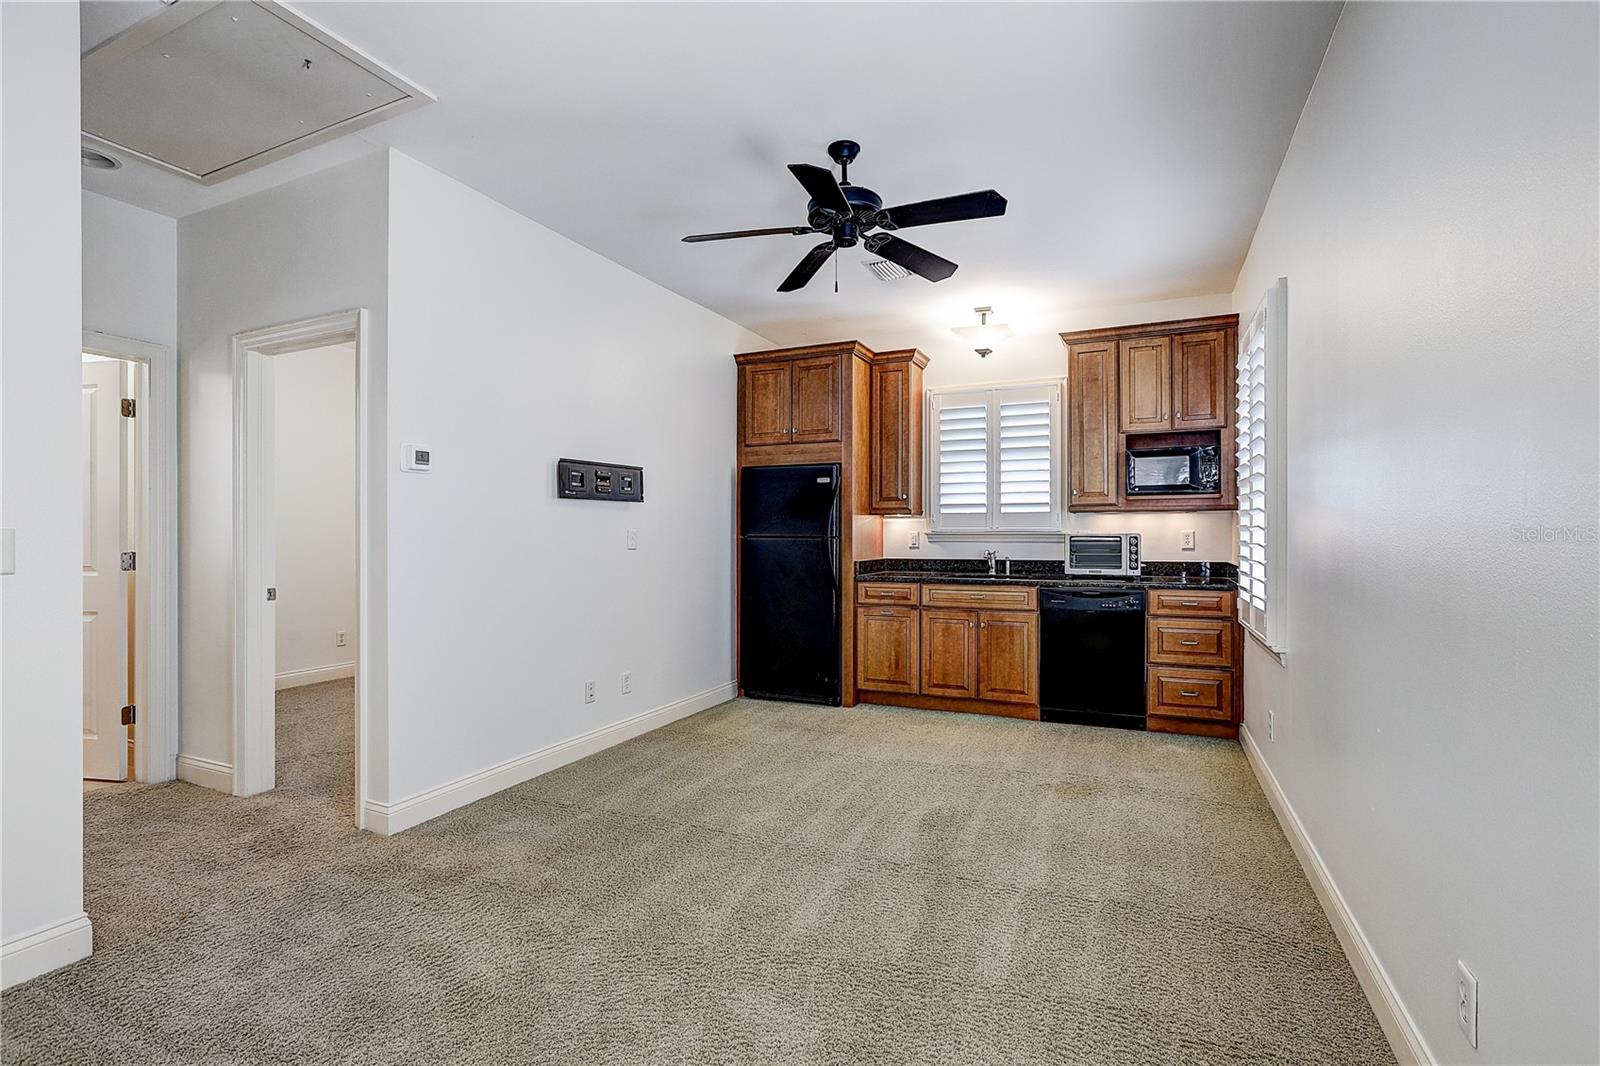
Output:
[[82, 358, 129, 781]]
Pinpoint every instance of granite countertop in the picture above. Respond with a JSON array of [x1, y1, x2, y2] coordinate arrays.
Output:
[[855, 558, 1237, 591]]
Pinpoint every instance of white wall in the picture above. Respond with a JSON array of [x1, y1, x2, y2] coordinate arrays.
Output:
[[0, 2, 92, 985], [381, 151, 767, 808], [876, 293, 1238, 562], [82, 191, 176, 348], [176, 152, 388, 792], [1231, 5, 1598, 1063], [273, 343, 357, 684]]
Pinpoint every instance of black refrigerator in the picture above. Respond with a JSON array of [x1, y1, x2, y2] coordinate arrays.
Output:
[[739, 464, 841, 705]]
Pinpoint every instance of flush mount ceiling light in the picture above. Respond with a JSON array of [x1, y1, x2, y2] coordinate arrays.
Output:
[[81, 146, 122, 171], [951, 306, 1014, 357]]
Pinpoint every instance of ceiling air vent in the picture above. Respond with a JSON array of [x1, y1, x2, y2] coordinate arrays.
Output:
[[863, 259, 911, 282]]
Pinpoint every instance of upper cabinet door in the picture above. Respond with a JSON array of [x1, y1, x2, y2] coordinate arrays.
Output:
[[1118, 336, 1172, 431], [790, 355, 843, 444], [741, 362, 792, 447], [867, 357, 924, 515], [1068, 341, 1119, 509], [1172, 330, 1229, 430]]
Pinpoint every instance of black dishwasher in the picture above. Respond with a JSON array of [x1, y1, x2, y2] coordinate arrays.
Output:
[[1039, 588, 1147, 728]]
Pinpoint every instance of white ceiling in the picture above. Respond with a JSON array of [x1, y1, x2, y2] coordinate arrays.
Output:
[[83, 2, 1341, 355]]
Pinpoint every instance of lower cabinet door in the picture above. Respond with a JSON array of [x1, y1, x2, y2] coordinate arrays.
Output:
[[977, 610, 1039, 704], [855, 606, 919, 695], [920, 609, 979, 698]]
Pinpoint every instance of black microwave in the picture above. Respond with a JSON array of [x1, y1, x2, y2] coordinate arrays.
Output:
[[1126, 444, 1221, 495]]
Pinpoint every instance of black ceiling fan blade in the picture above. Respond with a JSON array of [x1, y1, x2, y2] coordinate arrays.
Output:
[[682, 226, 813, 243], [777, 241, 837, 293], [877, 190, 1007, 230], [863, 234, 957, 283], [787, 163, 852, 216]]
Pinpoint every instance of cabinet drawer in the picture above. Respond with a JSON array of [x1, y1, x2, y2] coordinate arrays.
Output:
[[1147, 617, 1233, 667], [1147, 666, 1234, 722], [857, 582, 918, 606], [921, 584, 1037, 610], [1148, 589, 1233, 619]]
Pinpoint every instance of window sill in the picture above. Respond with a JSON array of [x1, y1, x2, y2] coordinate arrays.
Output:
[[1242, 620, 1287, 666]]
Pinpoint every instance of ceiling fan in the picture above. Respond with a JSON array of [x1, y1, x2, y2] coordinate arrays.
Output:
[[682, 140, 1008, 293]]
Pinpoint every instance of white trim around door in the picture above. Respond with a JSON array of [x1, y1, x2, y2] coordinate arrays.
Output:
[[231, 309, 373, 829], [81, 330, 178, 784]]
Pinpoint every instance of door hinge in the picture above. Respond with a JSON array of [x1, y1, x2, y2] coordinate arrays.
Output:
[[120, 551, 136, 572], [120, 705, 136, 726], [266, 587, 277, 602], [121, 398, 136, 418]]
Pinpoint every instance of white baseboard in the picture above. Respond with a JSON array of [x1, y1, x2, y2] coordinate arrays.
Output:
[[275, 661, 356, 690], [364, 681, 736, 836], [175, 753, 233, 794], [1, 912, 92, 989], [1240, 726, 1434, 1065]]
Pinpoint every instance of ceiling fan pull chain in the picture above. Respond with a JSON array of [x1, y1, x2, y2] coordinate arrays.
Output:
[[834, 251, 839, 293]]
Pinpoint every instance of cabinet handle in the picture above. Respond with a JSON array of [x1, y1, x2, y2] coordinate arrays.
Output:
[[1179, 639, 1200, 646], [1179, 690, 1201, 698], [877, 610, 896, 617], [1179, 600, 1201, 607]]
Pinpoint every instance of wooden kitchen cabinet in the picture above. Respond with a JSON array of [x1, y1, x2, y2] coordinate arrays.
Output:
[[1059, 315, 1240, 514], [741, 362, 792, 447], [867, 349, 928, 515], [790, 356, 843, 444], [920, 609, 980, 699], [1067, 340, 1120, 510], [976, 610, 1038, 704], [1118, 336, 1172, 431], [1145, 589, 1242, 738], [1171, 330, 1229, 430], [856, 606, 919, 695], [736, 349, 845, 450]]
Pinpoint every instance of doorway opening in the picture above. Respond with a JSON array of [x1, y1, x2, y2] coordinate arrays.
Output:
[[79, 331, 177, 788], [231, 310, 371, 828]]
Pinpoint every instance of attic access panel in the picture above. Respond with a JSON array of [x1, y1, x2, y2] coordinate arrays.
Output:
[[81, 0, 432, 186]]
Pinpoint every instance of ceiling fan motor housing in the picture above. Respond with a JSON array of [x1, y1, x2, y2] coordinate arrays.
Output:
[[807, 185, 884, 237]]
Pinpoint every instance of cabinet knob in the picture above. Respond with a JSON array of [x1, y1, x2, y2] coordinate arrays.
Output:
[[899, 492, 907, 500]]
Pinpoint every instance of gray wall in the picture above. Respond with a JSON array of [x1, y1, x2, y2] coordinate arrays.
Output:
[[1232, 4, 1599, 1062]]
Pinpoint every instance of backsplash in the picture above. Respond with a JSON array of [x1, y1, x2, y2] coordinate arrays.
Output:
[[858, 556, 1238, 585], [874, 511, 1238, 563]]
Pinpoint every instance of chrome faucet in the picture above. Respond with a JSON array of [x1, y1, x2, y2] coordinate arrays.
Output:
[[984, 549, 998, 576]]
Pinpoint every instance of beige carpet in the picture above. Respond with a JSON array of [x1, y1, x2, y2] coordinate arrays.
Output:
[[2, 683, 1392, 1065]]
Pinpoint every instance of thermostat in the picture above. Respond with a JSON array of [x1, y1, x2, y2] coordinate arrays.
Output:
[[401, 444, 432, 472]]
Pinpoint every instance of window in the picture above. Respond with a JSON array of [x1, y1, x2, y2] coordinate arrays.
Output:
[[1237, 278, 1287, 652], [929, 382, 1062, 534]]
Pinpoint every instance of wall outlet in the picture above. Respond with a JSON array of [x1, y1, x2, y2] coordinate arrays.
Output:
[[1456, 960, 1478, 1048], [621, 671, 632, 694], [584, 680, 596, 705], [335, 630, 347, 648], [908, 531, 920, 550], [1181, 529, 1196, 551], [626, 529, 638, 551], [1268, 709, 1275, 742]]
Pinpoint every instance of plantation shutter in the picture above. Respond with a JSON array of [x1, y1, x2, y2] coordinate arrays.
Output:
[[995, 386, 1058, 529], [930, 384, 1061, 533], [933, 394, 989, 528], [1236, 300, 1269, 632]]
